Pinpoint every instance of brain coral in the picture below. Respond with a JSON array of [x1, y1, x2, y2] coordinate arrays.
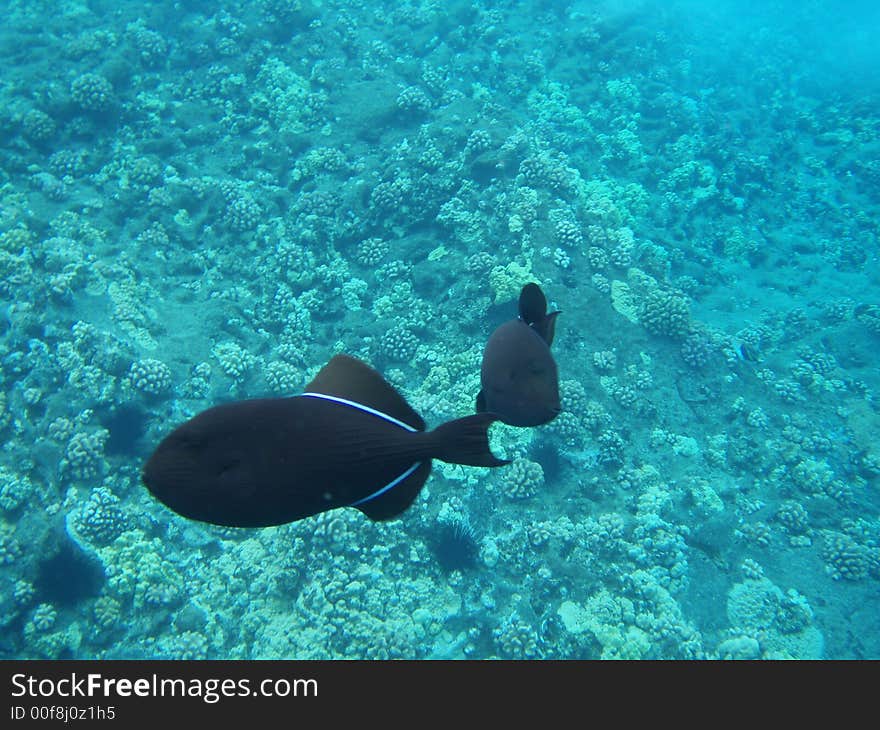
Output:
[[502, 458, 544, 500], [128, 358, 173, 396], [21, 109, 56, 142], [821, 531, 871, 581], [70, 73, 114, 112], [638, 288, 691, 338], [493, 616, 541, 658], [380, 326, 419, 363], [264, 361, 301, 394], [0, 521, 23, 565], [73, 486, 129, 545], [62, 429, 109, 481], [355, 237, 389, 267], [0, 468, 33, 512]]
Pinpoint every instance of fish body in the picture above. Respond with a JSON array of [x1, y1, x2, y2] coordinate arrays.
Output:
[[477, 283, 561, 427], [143, 355, 507, 527]]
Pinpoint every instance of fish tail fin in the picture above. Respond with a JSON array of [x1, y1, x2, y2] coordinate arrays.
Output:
[[430, 413, 510, 467]]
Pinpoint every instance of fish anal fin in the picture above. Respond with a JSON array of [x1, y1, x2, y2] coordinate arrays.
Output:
[[355, 460, 432, 521]]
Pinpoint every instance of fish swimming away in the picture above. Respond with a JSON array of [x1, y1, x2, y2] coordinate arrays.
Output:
[[143, 354, 509, 528], [476, 282, 562, 427]]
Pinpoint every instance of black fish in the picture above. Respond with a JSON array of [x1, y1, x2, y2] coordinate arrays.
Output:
[[143, 354, 508, 528], [476, 283, 561, 427]]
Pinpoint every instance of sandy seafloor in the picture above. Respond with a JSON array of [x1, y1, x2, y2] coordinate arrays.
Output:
[[1, 0, 878, 660]]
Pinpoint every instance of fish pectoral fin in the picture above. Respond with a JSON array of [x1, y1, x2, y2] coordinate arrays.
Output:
[[475, 390, 487, 413], [354, 461, 432, 521]]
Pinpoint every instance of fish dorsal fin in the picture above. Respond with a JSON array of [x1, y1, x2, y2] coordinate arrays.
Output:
[[305, 354, 425, 431], [519, 283, 560, 346], [518, 283, 547, 325], [354, 460, 432, 521]]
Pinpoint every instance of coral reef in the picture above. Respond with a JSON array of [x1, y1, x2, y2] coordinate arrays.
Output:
[[127, 359, 173, 396], [0, 0, 877, 661], [70, 73, 114, 112], [502, 459, 544, 500]]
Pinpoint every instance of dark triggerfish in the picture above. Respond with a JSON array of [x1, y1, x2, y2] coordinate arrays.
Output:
[[476, 283, 561, 427], [143, 354, 509, 528]]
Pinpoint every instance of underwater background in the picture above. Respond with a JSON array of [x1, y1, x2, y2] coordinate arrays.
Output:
[[1, 0, 879, 660]]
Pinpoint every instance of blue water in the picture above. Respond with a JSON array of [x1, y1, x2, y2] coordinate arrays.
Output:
[[1, 0, 878, 659]]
